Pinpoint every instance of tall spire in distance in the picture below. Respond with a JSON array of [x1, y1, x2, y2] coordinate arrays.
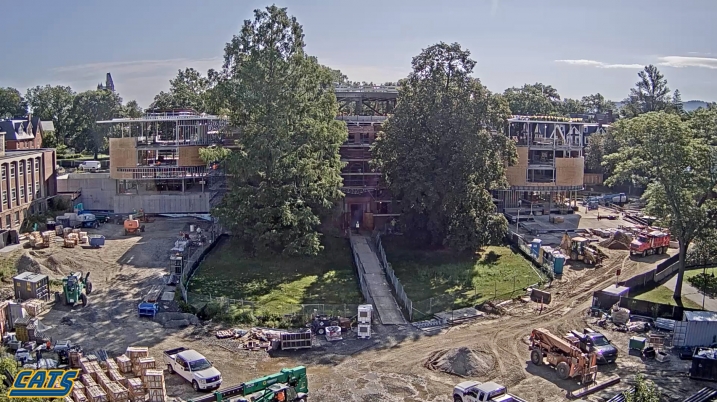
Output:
[[105, 73, 115, 92]]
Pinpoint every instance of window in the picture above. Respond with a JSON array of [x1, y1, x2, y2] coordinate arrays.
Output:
[[14, 211, 19, 225], [5, 215, 9, 229], [1, 166, 5, 180], [1, 191, 5, 204], [27, 185, 32, 200], [35, 181, 40, 198], [11, 189, 16, 204], [9, 165, 14, 179], [19, 186, 24, 200], [34, 159, 39, 172], [18, 162, 23, 176]]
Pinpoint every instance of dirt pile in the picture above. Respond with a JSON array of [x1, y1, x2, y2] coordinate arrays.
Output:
[[598, 230, 632, 250], [424, 347, 495, 377], [16, 254, 45, 274], [16, 252, 69, 276]]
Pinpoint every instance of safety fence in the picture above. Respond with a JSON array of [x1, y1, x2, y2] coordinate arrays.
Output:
[[507, 231, 553, 281], [375, 234, 413, 321], [348, 231, 372, 304], [178, 223, 224, 302], [410, 289, 528, 321], [184, 291, 359, 322]]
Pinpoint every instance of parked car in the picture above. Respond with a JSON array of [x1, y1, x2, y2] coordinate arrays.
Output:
[[570, 328, 619, 364], [163, 347, 222, 392], [78, 160, 101, 171]]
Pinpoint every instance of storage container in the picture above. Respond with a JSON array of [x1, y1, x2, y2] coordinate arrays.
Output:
[[13, 272, 50, 301], [84, 385, 108, 402], [357, 304, 372, 324], [629, 336, 648, 351], [105, 382, 129, 402], [115, 355, 132, 373], [72, 388, 88, 402], [146, 387, 166, 402], [357, 323, 372, 339], [141, 370, 165, 390]]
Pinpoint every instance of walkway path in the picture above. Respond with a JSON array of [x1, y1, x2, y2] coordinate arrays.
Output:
[[350, 235, 407, 325], [663, 273, 717, 311]]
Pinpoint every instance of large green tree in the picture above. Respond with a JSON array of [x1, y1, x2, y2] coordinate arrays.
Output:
[[0, 87, 27, 118], [503, 83, 560, 116], [581, 93, 615, 115], [213, 6, 347, 256], [69, 90, 124, 158], [625, 373, 660, 402], [150, 68, 213, 113], [620, 65, 672, 118], [373, 42, 517, 250], [25, 85, 76, 147], [605, 111, 717, 299]]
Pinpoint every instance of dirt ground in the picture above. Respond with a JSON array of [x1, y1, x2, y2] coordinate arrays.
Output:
[[6, 218, 710, 402]]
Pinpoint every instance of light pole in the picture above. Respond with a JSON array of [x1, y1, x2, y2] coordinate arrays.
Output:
[[516, 209, 522, 232]]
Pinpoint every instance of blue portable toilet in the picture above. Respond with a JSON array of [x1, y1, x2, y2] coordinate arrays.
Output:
[[530, 239, 542, 258], [553, 252, 566, 275]]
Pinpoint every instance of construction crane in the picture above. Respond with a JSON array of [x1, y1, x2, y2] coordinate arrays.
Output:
[[529, 328, 598, 384], [188, 366, 308, 402]]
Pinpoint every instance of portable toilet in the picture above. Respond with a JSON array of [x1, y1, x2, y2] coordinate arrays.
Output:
[[553, 252, 566, 275], [530, 239, 542, 260]]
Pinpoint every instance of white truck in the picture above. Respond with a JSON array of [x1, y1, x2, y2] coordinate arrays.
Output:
[[163, 347, 222, 392], [453, 381, 529, 402]]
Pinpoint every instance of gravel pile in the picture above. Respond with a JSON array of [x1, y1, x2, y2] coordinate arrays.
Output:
[[598, 230, 632, 250], [424, 347, 495, 377]]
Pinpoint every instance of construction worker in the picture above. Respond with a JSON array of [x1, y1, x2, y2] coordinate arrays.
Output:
[[276, 390, 285, 402]]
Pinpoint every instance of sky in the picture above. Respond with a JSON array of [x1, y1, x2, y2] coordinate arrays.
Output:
[[1, 0, 716, 108]]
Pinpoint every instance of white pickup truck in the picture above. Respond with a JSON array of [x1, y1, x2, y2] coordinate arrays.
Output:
[[453, 381, 529, 402], [163, 347, 222, 392]]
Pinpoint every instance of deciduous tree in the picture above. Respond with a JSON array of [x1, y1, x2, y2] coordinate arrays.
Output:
[[373, 42, 517, 250], [605, 112, 717, 300], [503, 83, 560, 116], [0, 87, 27, 119], [213, 5, 347, 256], [625, 373, 660, 402], [69, 90, 123, 158], [150, 68, 212, 113], [25, 85, 76, 147], [581, 93, 615, 115], [557, 97, 587, 115]]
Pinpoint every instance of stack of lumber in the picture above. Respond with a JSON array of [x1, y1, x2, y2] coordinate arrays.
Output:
[[63, 227, 73, 237], [81, 374, 97, 388], [70, 350, 84, 368], [28, 231, 46, 248], [72, 382, 88, 402], [142, 370, 165, 402], [108, 369, 127, 387], [64, 236, 77, 248], [133, 357, 156, 377], [126, 378, 146, 402], [84, 385, 108, 402], [21, 299, 45, 317], [115, 355, 132, 374], [42, 230, 56, 242], [55, 225, 64, 235]]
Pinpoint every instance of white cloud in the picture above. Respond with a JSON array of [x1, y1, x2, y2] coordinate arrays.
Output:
[[555, 59, 643, 69], [658, 56, 717, 69]]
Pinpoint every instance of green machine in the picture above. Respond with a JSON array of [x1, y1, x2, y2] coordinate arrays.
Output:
[[55, 272, 93, 307], [190, 366, 308, 402]]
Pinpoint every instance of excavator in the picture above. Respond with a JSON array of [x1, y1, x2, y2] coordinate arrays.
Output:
[[560, 234, 606, 266], [188, 366, 308, 402]]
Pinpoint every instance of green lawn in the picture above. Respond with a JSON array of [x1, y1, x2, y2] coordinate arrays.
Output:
[[685, 267, 717, 281], [382, 236, 543, 317], [189, 236, 363, 313], [632, 285, 703, 310]]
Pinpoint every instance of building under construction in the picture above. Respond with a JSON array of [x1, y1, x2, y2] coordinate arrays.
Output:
[[58, 109, 229, 214], [495, 116, 588, 215], [335, 86, 399, 231]]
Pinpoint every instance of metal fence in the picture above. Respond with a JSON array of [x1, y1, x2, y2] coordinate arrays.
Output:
[[374, 234, 413, 321], [178, 223, 224, 302], [348, 231, 372, 304]]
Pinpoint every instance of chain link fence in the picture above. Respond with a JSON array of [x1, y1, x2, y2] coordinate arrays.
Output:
[[375, 234, 413, 321]]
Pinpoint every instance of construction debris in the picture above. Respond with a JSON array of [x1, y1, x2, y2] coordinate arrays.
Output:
[[214, 328, 282, 351]]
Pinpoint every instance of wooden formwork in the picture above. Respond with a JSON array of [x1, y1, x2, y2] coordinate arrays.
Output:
[[84, 385, 108, 402], [115, 355, 132, 374]]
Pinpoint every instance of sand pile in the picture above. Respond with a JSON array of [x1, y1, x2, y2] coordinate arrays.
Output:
[[16, 252, 68, 276], [16, 254, 46, 274], [598, 230, 632, 250], [424, 347, 495, 377]]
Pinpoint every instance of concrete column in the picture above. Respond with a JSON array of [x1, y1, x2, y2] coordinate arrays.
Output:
[[182, 179, 185, 193]]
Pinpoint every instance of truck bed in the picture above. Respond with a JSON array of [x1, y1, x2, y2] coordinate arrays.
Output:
[[163, 347, 187, 357]]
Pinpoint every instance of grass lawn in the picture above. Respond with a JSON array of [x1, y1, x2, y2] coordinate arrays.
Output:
[[632, 285, 703, 310], [382, 236, 543, 316], [685, 267, 717, 281], [189, 236, 363, 313]]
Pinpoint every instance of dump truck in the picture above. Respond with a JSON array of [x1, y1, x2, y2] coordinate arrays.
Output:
[[188, 366, 308, 402], [529, 328, 598, 384], [560, 234, 605, 266], [570, 328, 618, 365], [630, 230, 670, 258], [164, 347, 222, 391], [453, 381, 528, 402]]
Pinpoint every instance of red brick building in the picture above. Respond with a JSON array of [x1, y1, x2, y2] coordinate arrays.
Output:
[[0, 116, 53, 150]]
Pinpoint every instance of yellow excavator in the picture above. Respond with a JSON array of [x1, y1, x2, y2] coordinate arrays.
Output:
[[560, 234, 606, 266]]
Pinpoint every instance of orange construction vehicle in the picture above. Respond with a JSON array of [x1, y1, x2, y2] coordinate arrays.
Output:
[[630, 230, 670, 258], [529, 328, 598, 384], [124, 215, 146, 236]]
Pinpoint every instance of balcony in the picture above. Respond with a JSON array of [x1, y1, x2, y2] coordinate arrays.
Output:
[[115, 166, 207, 180]]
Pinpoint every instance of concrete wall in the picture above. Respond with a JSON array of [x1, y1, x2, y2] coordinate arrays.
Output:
[[113, 193, 210, 214], [57, 173, 116, 211]]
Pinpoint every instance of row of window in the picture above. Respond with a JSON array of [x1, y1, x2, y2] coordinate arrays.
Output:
[[1, 182, 39, 204], [0, 159, 40, 181], [5, 211, 20, 228]]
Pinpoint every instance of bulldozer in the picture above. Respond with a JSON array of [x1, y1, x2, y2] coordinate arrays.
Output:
[[55, 272, 92, 307], [124, 215, 145, 236], [560, 233, 606, 266]]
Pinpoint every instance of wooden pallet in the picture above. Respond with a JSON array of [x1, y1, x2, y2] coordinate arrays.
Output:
[[215, 330, 234, 339], [143, 286, 162, 303]]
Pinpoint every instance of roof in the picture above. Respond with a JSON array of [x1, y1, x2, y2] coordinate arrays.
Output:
[[40, 121, 55, 132], [572, 236, 588, 242], [177, 349, 205, 362], [601, 285, 630, 296], [13, 272, 48, 283], [0, 120, 34, 141], [685, 311, 717, 322], [1, 149, 49, 161], [476, 382, 505, 393]]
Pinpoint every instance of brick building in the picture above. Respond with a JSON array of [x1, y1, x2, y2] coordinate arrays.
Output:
[[0, 116, 54, 150]]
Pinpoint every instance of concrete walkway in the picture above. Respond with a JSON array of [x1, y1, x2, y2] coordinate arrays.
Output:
[[663, 273, 717, 311], [350, 235, 407, 325]]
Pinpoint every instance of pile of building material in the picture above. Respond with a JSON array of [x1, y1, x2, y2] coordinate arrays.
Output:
[[611, 304, 630, 325], [28, 231, 51, 249], [21, 299, 45, 317], [598, 231, 632, 250], [143, 370, 166, 402]]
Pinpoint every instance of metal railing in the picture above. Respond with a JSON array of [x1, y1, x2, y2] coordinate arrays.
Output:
[[115, 166, 207, 179], [348, 230, 372, 304], [335, 86, 398, 93], [375, 234, 413, 321]]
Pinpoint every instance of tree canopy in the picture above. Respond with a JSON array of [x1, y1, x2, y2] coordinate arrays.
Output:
[[503, 83, 561, 116], [0, 87, 27, 119], [620, 65, 673, 118], [605, 110, 717, 299], [212, 5, 347, 256], [372, 42, 517, 251], [150, 68, 214, 113], [69, 90, 124, 158], [25, 85, 76, 147]]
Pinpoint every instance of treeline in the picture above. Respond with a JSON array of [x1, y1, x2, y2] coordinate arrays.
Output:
[[0, 86, 141, 158]]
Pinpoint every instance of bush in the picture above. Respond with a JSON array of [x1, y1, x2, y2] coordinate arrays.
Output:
[[688, 273, 717, 296]]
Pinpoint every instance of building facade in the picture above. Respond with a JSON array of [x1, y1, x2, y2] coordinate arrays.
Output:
[[494, 116, 587, 213], [0, 116, 52, 150], [0, 132, 57, 230]]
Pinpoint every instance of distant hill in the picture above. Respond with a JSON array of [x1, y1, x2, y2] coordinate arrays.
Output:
[[613, 100, 712, 112]]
